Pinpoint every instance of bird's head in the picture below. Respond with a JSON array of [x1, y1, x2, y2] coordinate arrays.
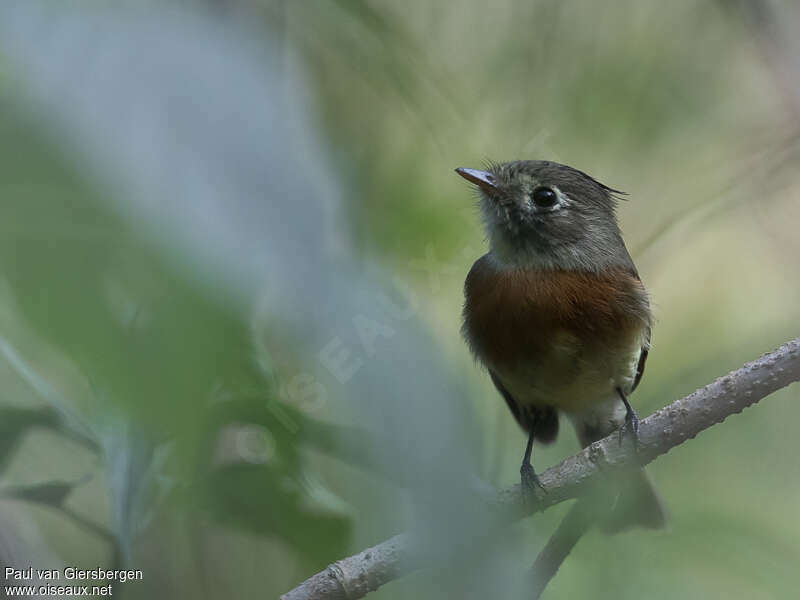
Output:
[[456, 160, 632, 272]]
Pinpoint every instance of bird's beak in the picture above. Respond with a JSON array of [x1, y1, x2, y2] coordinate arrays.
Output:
[[455, 167, 497, 194]]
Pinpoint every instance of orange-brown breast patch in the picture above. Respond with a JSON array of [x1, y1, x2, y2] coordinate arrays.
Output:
[[462, 255, 650, 371]]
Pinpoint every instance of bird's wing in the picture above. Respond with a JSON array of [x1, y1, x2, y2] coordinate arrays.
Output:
[[489, 369, 521, 423], [489, 369, 559, 444], [631, 326, 650, 393]]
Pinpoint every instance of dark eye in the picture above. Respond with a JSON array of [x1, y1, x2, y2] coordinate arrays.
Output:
[[532, 187, 558, 208]]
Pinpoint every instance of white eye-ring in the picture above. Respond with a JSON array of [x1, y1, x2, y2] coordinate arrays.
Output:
[[531, 185, 568, 211]]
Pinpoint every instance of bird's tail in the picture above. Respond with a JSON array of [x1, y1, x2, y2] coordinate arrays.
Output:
[[599, 468, 667, 534]]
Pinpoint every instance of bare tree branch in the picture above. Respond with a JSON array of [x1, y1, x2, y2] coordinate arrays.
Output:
[[528, 499, 599, 600], [281, 337, 800, 600]]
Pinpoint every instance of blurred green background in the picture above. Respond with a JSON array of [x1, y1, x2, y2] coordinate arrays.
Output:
[[1, 1, 799, 599]]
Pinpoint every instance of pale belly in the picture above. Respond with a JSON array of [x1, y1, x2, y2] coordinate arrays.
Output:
[[489, 327, 646, 416]]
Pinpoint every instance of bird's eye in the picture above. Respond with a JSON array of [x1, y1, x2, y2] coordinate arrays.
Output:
[[532, 186, 558, 208]]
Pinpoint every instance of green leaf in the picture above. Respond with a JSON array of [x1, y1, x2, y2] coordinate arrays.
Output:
[[0, 407, 58, 472], [196, 463, 350, 567], [1, 480, 75, 508]]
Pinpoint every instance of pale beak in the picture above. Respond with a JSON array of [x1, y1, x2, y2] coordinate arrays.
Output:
[[455, 167, 497, 194]]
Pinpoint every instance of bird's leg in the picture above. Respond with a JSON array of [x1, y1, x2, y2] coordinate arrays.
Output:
[[616, 387, 640, 449], [520, 431, 546, 498]]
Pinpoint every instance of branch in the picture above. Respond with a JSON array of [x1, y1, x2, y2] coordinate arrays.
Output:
[[528, 499, 599, 600], [281, 337, 800, 600]]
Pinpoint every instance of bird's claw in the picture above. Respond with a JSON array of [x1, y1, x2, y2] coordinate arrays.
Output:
[[520, 463, 546, 502], [618, 409, 640, 449]]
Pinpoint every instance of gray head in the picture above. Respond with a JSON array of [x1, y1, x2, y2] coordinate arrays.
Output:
[[456, 160, 635, 272]]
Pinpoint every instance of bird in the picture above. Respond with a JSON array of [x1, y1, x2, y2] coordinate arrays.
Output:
[[457, 160, 665, 531]]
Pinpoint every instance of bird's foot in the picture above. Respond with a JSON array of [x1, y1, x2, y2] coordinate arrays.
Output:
[[520, 462, 546, 502], [618, 407, 640, 450]]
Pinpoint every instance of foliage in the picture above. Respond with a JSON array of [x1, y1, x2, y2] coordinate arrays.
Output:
[[1, 1, 799, 598]]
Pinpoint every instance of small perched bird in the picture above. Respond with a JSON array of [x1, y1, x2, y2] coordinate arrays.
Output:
[[457, 160, 665, 531]]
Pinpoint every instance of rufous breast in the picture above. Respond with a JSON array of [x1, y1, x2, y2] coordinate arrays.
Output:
[[462, 254, 650, 411]]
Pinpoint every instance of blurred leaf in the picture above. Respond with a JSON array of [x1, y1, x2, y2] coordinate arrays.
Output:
[[1, 480, 76, 508], [0, 479, 114, 543], [206, 394, 428, 487], [101, 423, 165, 564], [0, 407, 57, 472], [197, 463, 350, 566]]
